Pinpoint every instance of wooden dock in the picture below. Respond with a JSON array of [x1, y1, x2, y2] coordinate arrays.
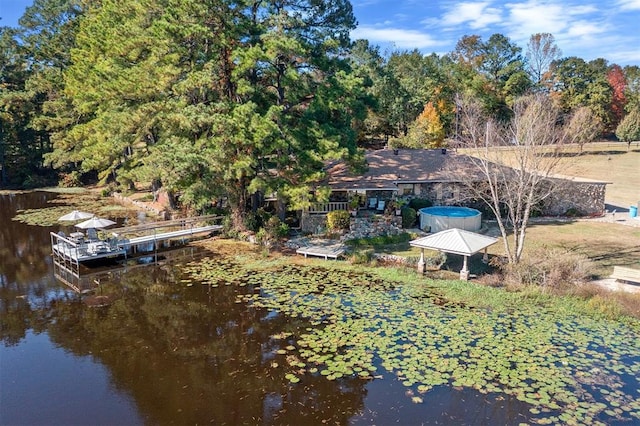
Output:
[[296, 243, 346, 260]]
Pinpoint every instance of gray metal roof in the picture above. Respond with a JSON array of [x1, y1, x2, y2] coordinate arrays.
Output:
[[410, 228, 499, 256]]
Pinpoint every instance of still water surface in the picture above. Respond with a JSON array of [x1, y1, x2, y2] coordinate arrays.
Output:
[[0, 192, 602, 425]]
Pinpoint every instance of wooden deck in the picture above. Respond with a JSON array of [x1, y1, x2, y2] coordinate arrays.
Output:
[[296, 243, 346, 260]]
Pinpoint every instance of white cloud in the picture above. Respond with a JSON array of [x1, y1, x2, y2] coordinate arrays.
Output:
[[607, 47, 640, 63], [440, 1, 503, 29], [504, 1, 570, 40], [499, 0, 616, 60], [616, 0, 640, 10], [351, 26, 446, 49], [565, 21, 607, 38]]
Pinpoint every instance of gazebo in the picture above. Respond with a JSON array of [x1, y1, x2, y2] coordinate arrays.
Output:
[[410, 228, 499, 280]]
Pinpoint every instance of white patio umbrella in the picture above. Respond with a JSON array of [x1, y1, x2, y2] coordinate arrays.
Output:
[[58, 210, 93, 221], [75, 216, 117, 229]]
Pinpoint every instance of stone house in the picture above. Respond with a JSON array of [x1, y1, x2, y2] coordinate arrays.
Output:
[[301, 148, 608, 231]]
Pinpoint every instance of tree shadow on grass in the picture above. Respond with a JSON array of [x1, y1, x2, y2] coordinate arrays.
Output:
[[559, 242, 640, 273]]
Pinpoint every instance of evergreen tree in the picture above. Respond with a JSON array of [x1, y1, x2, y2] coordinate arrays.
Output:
[[46, 0, 363, 229]]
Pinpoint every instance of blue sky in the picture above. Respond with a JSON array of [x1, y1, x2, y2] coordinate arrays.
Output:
[[351, 0, 640, 65], [2, 0, 639, 66]]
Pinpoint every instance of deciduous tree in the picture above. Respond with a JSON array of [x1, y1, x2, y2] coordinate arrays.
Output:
[[402, 102, 445, 148], [525, 33, 561, 88], [564, 106, 602, 152], [615, 107, 640, 145], [549, 57, 613, 129], [623, 65, 640, 113], [607, 64, 626, 128], [453, 94, 570, 264]]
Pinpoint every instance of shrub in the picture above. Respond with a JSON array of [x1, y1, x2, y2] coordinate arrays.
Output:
[[59, 171, 81, 188], [265, 216, 289, 238], [326, 210, 351, 231], [222, 215, 238, 239], [564, 207, 583, 217], [243, 212, 260, 232], [254, 216, 289, 248], [401, 207, 417, 228], [501, 247, 592, 291], [348, 249, 375, 265], [408, 198, 432, 210], [345, 232, 413, 248], [100, 184, 118, 197]]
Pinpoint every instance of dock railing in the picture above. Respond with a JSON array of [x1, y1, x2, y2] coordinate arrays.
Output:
[[111, 214, 223, 236], [112, 214, 224, 255], [50, 232, 84, 276]]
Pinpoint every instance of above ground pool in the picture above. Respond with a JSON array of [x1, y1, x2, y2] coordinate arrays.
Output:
[[419, 206, 482, 233]]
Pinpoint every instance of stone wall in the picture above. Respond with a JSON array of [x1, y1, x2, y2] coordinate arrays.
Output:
[[415, 180, 606, 216], [300, 213, 403, 237], [416, 182, 466, 206], [343, 216, 402, 240], [300, 214, 328, 234], [544, 181, 607, 216]]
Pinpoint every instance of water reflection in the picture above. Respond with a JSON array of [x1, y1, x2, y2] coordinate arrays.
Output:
[[0, 192, 58, 294], [1, 193, 370, 424]]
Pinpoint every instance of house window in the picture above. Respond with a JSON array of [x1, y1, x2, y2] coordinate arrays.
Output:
[[398, 183, 414, 196]]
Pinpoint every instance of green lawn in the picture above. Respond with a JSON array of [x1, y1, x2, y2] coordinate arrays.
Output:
[[564, 142, 640, 208]]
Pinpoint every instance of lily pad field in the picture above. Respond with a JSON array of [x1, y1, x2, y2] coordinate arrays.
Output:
[[183, 247, 640, 425]]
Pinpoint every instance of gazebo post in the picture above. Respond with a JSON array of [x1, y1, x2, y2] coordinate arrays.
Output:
[[482, 248, 489, 264], [417, 248, 426, 274], [460, 255, 469, 281]]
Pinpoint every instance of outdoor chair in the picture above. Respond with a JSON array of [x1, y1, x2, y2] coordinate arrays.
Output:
[[368, 197, 377, 209], [86, 228, 99, 242], [57, 231, 68, 249], [376, 200, 386, 212]]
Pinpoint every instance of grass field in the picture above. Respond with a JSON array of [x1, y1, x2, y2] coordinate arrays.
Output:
[[496, 220, 640, 276], [562, 142, 640, 208]]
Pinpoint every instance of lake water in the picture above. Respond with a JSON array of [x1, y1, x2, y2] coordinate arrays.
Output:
[[1, 192, 637, 425]]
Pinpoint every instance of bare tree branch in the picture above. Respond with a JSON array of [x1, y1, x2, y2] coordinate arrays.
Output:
[[451, 93, 569, 263]]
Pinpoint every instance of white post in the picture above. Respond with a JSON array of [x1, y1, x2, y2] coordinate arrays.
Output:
[[460, 255, 469, 281], [418, 248, 426, 274]]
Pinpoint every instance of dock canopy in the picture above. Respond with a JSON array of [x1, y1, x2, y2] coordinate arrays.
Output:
[[58, 210, 93, 221], [75, 216, 116, 229], [410, 228, 498, 280]]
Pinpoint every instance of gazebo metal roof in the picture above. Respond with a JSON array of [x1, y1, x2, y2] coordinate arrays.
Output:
[[410, 228, 498, 256]]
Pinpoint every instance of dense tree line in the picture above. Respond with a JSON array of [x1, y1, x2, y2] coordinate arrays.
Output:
[[2, 0, 639, 224]]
